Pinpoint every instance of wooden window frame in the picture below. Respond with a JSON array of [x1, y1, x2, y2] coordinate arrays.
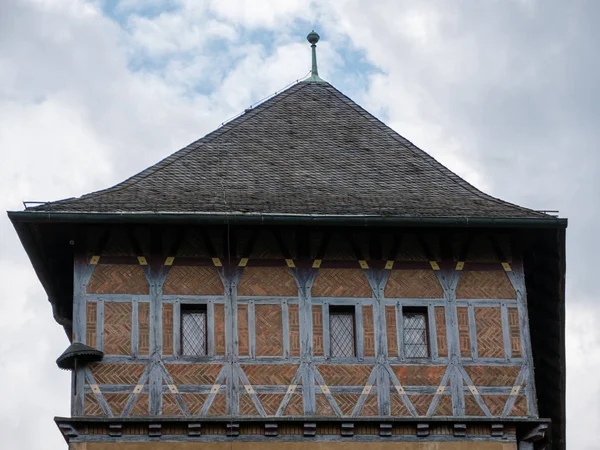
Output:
[[181, 304, 208, 357], [328, 305, 357, 358], [402, 306, 430, 359]]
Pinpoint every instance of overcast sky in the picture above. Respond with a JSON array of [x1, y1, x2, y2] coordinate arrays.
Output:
[[1, 0, 598, 448]]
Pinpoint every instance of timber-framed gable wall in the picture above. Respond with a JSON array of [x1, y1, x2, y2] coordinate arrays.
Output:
[[72, 225, 536, 424]]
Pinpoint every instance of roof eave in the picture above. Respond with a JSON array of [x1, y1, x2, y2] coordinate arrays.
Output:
[[8, 210, 568, 229]]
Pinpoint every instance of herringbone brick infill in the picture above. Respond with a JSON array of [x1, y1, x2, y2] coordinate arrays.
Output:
[[312, 269, 372, 297], [475, 307, 504, 358], [243, 364, 297, 385], [103, 302, 132, 355], [456, 271, 516, 299], [237, 267, 297, 296], [90, 363, 145, 385], [255, 304, 283, 356], [318, 365, 373, 386], [166, 364, 222, 385], [163, 266, 223, 295], [87, 265, 148, 294]]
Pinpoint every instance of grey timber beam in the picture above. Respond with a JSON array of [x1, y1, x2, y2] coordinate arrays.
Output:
[[141, 229, 175, 416], [10, 210, 568, 229], [428, 303, 438, 361], [506, 259, 539, 417], [72, 253, 95, 416], [222, 265, 244, 416], [248, 300, 256, 359], [365, 268, 391, 416], [131, 298, 138, 358], [173, 300, 181, 357], [321, 302, 330, 359], [290, 268, 318, 415], [282, 299, 290, 359], [207, 301, 215, 357], [84, 367, 112, 416], [122, 364, 151, 416], [467, 303, 478, 360], [96, 299, 104, 352], [434, 255, 464, 415], [355, 302, 364, 360]]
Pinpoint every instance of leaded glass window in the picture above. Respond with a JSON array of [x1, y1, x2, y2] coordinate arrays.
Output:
[[330, 306, 355, 357], [181, 305, 207, 356], [403, 309, 429, 358]]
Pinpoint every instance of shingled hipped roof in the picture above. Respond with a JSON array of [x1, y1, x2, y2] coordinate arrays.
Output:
[[30, 81, 546, 219]]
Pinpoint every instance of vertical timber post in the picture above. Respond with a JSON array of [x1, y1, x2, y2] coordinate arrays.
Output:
[[292, 268, 317, 415], [365, 268, 391, 415], [144, 230, 172, 416], [72, 252, 95, 416], [507, 258, 539, 417], [148, 272, 163, 415], [435, 235, 464, 416], [223, 264, 243, 416]]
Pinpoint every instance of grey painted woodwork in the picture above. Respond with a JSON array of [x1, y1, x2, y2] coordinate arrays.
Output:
[[131, 298, 138, 358], [425, 366, 452, 417], [286, 268, 318, 415], [364, 268, 391, 416], [396, 303, 405, 360], [502, 365, 528, 417], [73, 252, 95, 416], [351, 366, 378, 417], [355, 303, 364, 360], [501, 303, 511, 360], [122, 365, 151, 416], [505, 260, 539, 417], [149, 282, 163, 415], [248, 300, 256, 359], [282, 299, 290, 359], [275, 365, 303, 416], [428, 303, 438, 361], [173, 300, 181, 357], [96, 299, 104, 352], [72, 230, 538, 423], [84, 367, 112, 416], [84, 383, 519, 396], [434, 267, 464, 416], [207, 300, 215, 357], [67, 433, 519, 444], [312, 366, 343, 416], [221, 266, 244, 416], [321, 302, 330, 359], [467, 303, 478, 360], [158, 360, 191, 415], [236, 363, 267, 416], [457, 365, 492, 417], [139, 248, 172, 416], [199, 366, 227, 416]]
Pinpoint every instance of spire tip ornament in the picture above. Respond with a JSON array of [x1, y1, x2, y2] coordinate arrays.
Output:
[[307, 30, 320, 45], [305, 30, 325, 82]]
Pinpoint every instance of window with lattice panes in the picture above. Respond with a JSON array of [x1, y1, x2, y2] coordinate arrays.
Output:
[[403, 307, 429, 358], [329, 306, 356, 357], [181, 305, 207, 356]]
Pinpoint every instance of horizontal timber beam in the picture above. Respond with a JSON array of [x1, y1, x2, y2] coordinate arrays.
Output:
[[10, 210, 567, 229]]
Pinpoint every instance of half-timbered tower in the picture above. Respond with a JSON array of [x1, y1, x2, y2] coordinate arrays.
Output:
[[10, 31, 566, 450]]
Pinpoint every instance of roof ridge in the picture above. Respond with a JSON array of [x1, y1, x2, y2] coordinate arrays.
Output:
[[36, 82, 311, 209], [322, 84, 545, 217]]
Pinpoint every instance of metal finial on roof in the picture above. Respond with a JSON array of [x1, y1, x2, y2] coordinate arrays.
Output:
[[305, 30, 325, 82]]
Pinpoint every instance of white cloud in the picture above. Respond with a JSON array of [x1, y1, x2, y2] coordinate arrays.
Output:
[[206, 0, 316, 29]]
